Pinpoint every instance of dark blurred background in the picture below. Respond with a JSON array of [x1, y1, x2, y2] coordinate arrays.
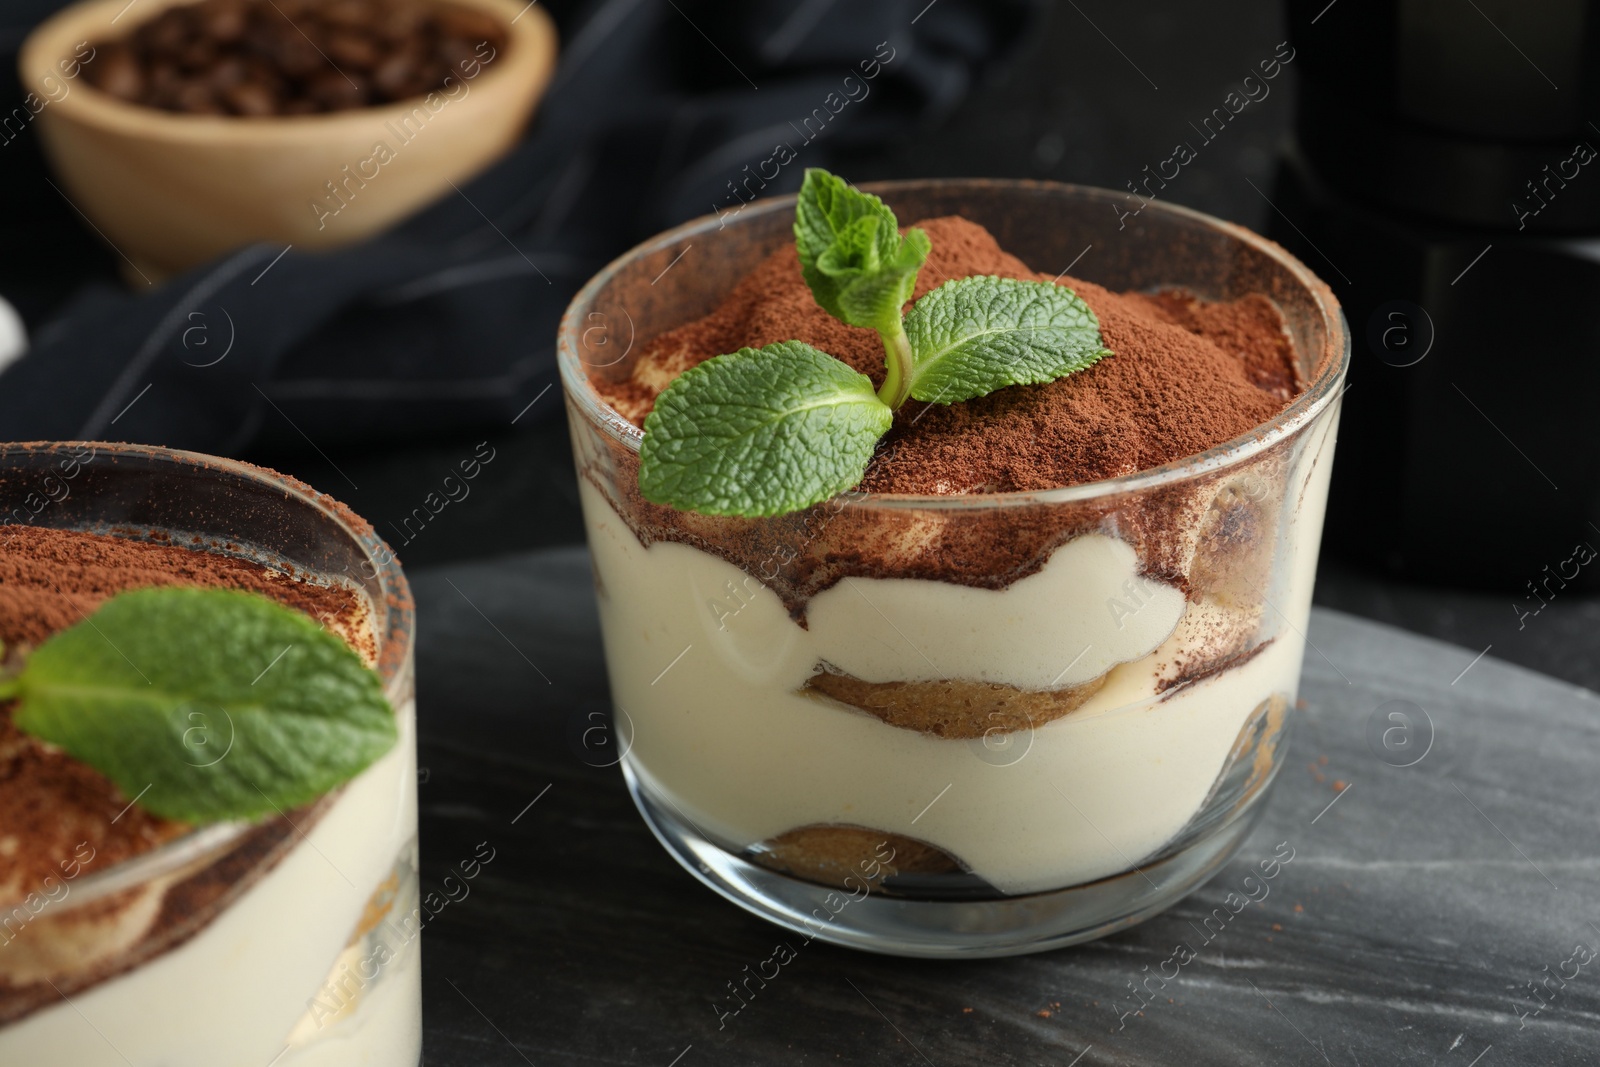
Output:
[[2, 0, 1595, 688]]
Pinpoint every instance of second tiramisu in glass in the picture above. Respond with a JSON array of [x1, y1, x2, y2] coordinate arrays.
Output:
[[559, 173, 1347, 955], [0, 444, 420, 1063]]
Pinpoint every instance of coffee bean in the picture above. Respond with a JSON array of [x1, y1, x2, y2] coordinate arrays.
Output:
[[268, 34, 324, 79], [91, 43, 145, 100], [323, 0, 378, 29], [173, 80, 221, 113], [197, 0, 249, 44], [377, 5, 429, 42], [177, 37, 218, 73], [205, 56, 246, 89], [326, 31, 381, 70], [436, 8, 500, 44], [372, 48, 421, 96], [307, 70, 368, 109], [147, 60, 183, 94], [135, 10, 193, 54], [435, 37, 476, 72], [222, 80, 276, 116]]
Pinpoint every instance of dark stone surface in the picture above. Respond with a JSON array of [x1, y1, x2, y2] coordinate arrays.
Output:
[[412, 547, 1600, 1066]]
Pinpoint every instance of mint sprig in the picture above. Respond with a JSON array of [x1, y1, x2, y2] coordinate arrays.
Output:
[[793, 169, 929, 407], [2, 587, 397, 824], [794, 169, 929, 337], [639, 341, 892, 516], [637, 167, 1113, 516]]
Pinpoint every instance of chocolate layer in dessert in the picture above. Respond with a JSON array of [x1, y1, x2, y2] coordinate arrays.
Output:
[[0, 526, 369, 1023]]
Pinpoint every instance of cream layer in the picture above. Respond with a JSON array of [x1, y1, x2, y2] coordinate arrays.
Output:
[[581, 413, 1333, 894]]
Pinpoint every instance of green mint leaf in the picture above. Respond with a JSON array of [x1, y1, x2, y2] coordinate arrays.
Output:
[[639, 340, 893, 516], [903, 276, 1113, 404], [794, 168, 928, 334], [12, 587, 396, 824]]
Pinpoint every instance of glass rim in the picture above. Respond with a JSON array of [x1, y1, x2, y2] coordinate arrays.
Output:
[[0, 440, 414, 908], [557, 177, 1351, 510]]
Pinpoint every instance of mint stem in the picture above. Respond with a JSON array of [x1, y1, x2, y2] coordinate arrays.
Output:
[[0, 641, 18, 701], [878, 323, 915, 408]]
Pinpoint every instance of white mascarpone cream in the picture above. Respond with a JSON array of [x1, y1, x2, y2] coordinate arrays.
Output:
[[582, 419, 1333, 895]]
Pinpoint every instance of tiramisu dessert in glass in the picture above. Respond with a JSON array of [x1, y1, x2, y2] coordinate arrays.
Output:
[[558, 173, 1347, 956], [0, 443, 421, 1063]]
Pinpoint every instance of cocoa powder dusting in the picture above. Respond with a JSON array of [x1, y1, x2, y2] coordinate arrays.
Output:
[[0, 526, 368, 904], [600, 216, 1302, 493]]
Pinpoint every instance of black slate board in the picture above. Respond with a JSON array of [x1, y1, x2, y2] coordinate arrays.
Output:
[[411, 546, 1600, 1066]]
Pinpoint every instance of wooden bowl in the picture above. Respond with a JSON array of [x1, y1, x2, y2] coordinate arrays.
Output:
[[19, 0, 556, 282]]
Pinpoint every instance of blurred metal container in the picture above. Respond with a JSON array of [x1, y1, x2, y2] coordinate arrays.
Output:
[[1273, 0, 1600, 589]]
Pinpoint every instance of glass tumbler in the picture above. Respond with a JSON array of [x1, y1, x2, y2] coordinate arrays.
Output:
[[557, 180, 1348, 956], [0, 442, 421, 1063]]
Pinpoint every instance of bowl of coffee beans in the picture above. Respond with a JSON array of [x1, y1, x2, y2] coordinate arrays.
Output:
[[19, 0, 555, 280]]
